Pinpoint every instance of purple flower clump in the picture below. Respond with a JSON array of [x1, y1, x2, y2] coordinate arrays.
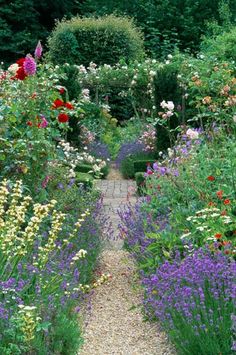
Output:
[[115, 141, 145, 168], [143, 248, 235, 351], [87, 141, 111, 161]]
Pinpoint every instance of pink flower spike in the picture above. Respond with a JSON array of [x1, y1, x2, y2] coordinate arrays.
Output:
[[23, 55, 36, 76], [34, 40, 43, 59]]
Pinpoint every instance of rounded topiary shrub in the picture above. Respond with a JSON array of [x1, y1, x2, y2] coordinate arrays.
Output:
[[48, 15, 144, 66]]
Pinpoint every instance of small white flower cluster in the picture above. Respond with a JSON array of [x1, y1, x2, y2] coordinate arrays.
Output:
[[159, 100, 175, 119], [81, 88, 90, 102], [58, 140, 107, 178], [70, 249, 87, 265]]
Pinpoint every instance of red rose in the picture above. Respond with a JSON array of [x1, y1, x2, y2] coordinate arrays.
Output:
[[53, 99, 64, 108], [58, 113, 69, 123], [207, 175, 215, 181], [214, 233, 222, 239], [59, 88, 65, 94], [64, 102, 74, 110], [224, 199, 230, 205], [26, 121, 33, 126]]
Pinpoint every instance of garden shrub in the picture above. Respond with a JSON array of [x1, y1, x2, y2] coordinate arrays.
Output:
[[59, 64, 82, 100], [201, 26, 236, 62], [76, 172, 94, 189], [75, 163, 93, 174], [120, 151, 156, 179], [135, 172, 146, 195], [48, 15, 145, 66], [133, 159, 156, 174], [75, 163, 109, 179], [154, 59, 183, 152]]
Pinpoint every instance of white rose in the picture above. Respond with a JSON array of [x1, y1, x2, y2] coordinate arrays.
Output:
[[166, 101, 174, 111]]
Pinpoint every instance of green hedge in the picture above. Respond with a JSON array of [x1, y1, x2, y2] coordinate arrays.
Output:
[[48, 15, 144, 66], [135, 171, 146, 195], [120, 152, 156, 179], [133, 159, 156, 174], [76, 172, 93, 189]]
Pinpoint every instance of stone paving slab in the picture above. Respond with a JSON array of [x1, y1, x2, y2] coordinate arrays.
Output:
[[95, 179, 137, 250]]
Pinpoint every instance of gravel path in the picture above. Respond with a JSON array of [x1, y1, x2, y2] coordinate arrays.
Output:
[[79, 170, 175, 355]]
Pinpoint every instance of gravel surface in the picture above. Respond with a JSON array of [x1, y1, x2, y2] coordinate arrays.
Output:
[[79, 250, 175, 355], [79, 169, 175, 355]]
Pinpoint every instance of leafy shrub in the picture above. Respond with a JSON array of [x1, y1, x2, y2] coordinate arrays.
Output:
[[133, 159, 156, 174], [75, 163, 93, 174], [201, 26, 236, 62], [135, 172, 146, 195], [76, 172, 93, 188], [80, 0, 236, 58], [120, 151, 156, 179], [48, 15, 145, 66], [59, 64, 82, 100]]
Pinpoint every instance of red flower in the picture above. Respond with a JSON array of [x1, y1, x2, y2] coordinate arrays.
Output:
[[53, 99, 64, 108], [59, 88, 65, 94], [224, 199, 230, 205], [58, 113, 69, 123], [214, 233, 222, 239], [15, 66, 27, 80], [207, 175, 215, 181], [16, 58, 26, 67], [221, 210, 227, 216], [14, 57, 27, 80], [26, 121, 33, 126], [64, 102, 74, 110], [208, 201, 215, 207], [216, 190, 223, 199]]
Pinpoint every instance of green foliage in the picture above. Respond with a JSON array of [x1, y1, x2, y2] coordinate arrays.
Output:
[[31, 308, 83, 355], [0, 0, 84, 64], [75, 163, 93, 174], [76, 172, 94, 189], [48, 15, 145, 66], [80, 0, 236, 58], [133, 160, 156, 174], [121, 152, 156, 179], [59, 64, 82, 100], [201, 26, 236, 62], [135, 171, 146, 195]]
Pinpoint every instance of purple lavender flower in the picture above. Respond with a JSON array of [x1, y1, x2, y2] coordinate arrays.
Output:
[[34, 40, 43, 59], [23, 54, 37, 76], [115, 141, 145, 168], [87, 140, 111, 161], [142, 249, 235, 353]]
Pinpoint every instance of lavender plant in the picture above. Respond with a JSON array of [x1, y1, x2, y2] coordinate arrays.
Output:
[[143, 249, 235, 355]]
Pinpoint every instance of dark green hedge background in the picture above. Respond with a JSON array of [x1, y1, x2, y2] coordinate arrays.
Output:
[[0, 0, 236, 64]]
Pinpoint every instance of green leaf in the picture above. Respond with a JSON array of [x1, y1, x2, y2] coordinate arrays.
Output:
[[36, 321, 51, 332]]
